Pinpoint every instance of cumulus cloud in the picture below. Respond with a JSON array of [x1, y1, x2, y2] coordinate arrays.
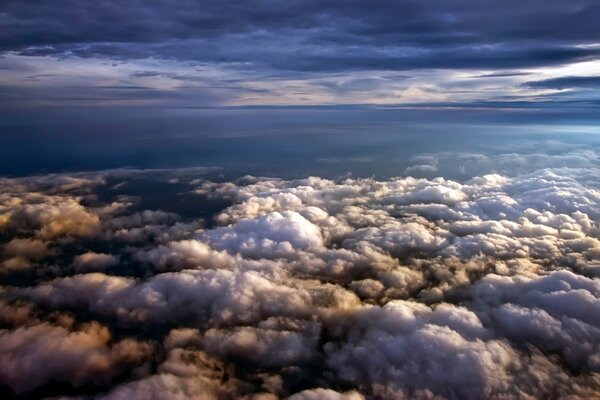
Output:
[[89, 345, 243, 400], [0, 164, 599, 398], [201, 324, 319, 367], [289, 389, 364, 400], [3, 238, 49, 260], [135, 240, 234, 271], [0, 190, 101, 239], [0, 321, 151, 393], [1, 238, 50, 272], [202, 211, 324, 258], [73, 252, 119, 272], [20, 268, 323, 326], [323, 300, 597, 399], [473, 270, 600, 370]]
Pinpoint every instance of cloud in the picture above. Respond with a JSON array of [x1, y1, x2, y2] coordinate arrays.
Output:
[[473, 270, 600, 370], [90, 345, 243, 400], [73, 252, 119, 272], [1, 1, 599, 72], [3, 238, 49, 260], [323, 300, 597, 399], [1, 238, 50, 272], [20, 268, 325, 326], [201, 324, 319, 367], [135, 240, 234, 271], [0, 192, 101, 239], [0, 163, 599, 397], [405, 163, 438, 174], [524, 76, 600, 90], [201, 211, 325, 258], [0, 321, 151, 393], [289, 388, 365, 400], [1, 1, 600, 110]]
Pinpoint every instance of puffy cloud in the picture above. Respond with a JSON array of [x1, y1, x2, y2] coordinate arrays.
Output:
[[201, 324, 319, 367], [343, 220, 449, 258], [405, 163, 438, 175], [323, 301, 597, 399], [3, 238, 49, 260], [0, 321, 151, 393], [73, 252, 119, 272], [90, 327, 291, 400], [0, 192, 101, 238], [90, 347, 243, 400], [1, 238, 49, 272], [473, 270, 600, 370], [289, 388, 365, 400], [135, 239, 234, 271], [0, 164, 599, 397], [20, 269, 322, 325], [202, 211, 324, 258]]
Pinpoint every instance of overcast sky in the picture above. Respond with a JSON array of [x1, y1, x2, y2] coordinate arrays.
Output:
[[1, 0, 599, 110]]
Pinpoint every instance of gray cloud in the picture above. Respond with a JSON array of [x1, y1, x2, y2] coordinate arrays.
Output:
[[524, 76, 600, 90], [1, 1, 599, 72], [0, 1, 599, 111], [73, 252, 119, 272]]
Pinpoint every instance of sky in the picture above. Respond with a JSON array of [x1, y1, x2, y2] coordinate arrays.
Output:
[[1, 2, 600, 400], [1, 0, 599, 109], [1, 0, 600, 176]]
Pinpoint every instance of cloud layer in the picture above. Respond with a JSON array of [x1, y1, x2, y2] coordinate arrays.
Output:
[[0, 161, 599, 398], [2, 1, 599, 71], [1, 1, 599, 108]]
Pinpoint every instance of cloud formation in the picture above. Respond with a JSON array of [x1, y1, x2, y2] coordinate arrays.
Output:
[[0, 1, 599, 109], [0, 161, 599, 398], [0, 318, 151, 393], [2, 1, 599, 72]]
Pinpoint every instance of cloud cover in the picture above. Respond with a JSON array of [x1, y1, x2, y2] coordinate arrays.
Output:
[[0, 160, 599, 398], [0, 0, 599, 109], [2, 0, 599, 71]]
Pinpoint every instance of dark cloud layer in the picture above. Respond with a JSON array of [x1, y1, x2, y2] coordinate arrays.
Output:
[[0, 150, 599, 398], [1, 0, 599, 71], [0, 1, 598, 112], [524, 76, 600, 90]]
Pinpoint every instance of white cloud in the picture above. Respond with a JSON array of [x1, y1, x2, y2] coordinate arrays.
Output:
[[1, 164, 599, 397], [202, 211, 324, 258]]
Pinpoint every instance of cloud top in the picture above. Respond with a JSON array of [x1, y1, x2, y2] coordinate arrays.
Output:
[[0, 162, 599, 398]]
